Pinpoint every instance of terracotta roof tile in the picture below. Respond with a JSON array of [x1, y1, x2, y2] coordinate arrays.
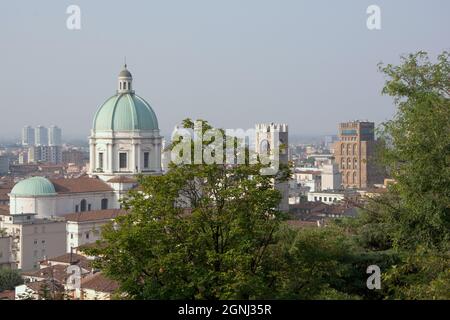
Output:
[[0, 289, 15, 300], [50, 177, 113, 194], [107, 176, 137, 183], [0, 205, 9, 215], [22, 264, 70, 283], [81, 272, 119, 293]]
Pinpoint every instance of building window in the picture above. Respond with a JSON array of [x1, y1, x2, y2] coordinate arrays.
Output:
[[354, 158, 358, 169], [80, 199, 87, 212], [75, 205, 79, 212], [70, 233, 73, 239], [123, 82, 127, 90], [144, 152, 150, 169], [86, 232, 89, 239], [88, 204, 91, 211], [101, 198, 108, 210], [98, 152, 104, 169], [119, 153, 127, 169], [34, 240, 37, 245]]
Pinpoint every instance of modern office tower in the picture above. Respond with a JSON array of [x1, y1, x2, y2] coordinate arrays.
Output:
[[255, 123, 289, 212], [333, 121, 383, 189], [35, 126, 48, 146], [22, 126, 35, 146], [48, 125, 62, 146]]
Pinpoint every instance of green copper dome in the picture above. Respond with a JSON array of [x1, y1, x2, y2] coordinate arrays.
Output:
[[11, 177, 56, 197], [93, 93, 159, 131]]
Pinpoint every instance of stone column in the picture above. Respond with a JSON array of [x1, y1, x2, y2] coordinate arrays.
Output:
[[89, 139, 96, 173], [107, 143, 113, 173], [136, 143, 141, 172]]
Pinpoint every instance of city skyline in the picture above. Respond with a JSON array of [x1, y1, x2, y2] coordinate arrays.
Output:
[[0, 1, 449, 139]]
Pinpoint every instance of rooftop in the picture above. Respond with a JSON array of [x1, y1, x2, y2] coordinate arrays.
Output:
[[63, 209, 126, 222], [50, 177, 113, 194], [81, 272, 119, 293]]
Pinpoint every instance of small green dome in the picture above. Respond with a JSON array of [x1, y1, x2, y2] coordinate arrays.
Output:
[[11, 177, 56, 197], [93, 93, 159, 131]]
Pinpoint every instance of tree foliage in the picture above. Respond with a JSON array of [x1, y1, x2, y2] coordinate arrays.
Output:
[[377, 51, 450, 250], [0, 268, 23, 292]]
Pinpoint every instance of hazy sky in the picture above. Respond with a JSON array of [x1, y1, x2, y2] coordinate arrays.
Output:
[[0, 0, 448, 140]]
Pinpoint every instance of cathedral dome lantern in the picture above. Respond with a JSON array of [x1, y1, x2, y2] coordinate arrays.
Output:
[[117, 64, 133, 93]]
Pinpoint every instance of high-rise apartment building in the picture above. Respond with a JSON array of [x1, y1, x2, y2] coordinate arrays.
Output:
[[22, 126, 35, 146], [48, 125, 62, 146], [35, 126, 48, 146], [333, 121, 383, 189]]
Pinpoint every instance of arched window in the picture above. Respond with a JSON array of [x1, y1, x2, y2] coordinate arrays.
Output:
[[341, 144, 345, 155], [353, 171, 357, 184], [346, 172, 350, 184], [353, 144, 358, 155], [260, 140, 270, 154], [347, 144, 351, 155], [123, 82, 127, 90], [80, 199, 87, 212], [354, 158, 358, 169], [101, 198, 108, 210], [341, 158, 345, 169], [347, 158, 351, 168], [119, 82, 122, 90]]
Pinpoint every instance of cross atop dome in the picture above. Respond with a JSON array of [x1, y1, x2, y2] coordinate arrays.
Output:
[[118, 64, 133, 93]]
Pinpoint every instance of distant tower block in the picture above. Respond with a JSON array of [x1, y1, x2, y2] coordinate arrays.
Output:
[[255, 123, 289, 212]]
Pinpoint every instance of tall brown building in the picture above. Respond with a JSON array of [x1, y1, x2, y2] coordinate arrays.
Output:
[[333, 121, 382, 189]]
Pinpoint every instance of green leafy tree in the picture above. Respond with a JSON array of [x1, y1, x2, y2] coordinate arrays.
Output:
[[84, 119, 289, 299], [376, 51, 450, 250], [0, 269, 23, 292]]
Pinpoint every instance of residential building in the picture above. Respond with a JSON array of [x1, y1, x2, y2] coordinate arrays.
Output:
[[321, 163, 342, 190], [0, 212, 66, 271], [0, 236, 13, 269], [307, 189, 358, 205], [64, 209, 126, 253], [22, 126, 35, 147], [35, 126, 48, 146], [48, 125, 62, 146], [0, 155, 9, 175]]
